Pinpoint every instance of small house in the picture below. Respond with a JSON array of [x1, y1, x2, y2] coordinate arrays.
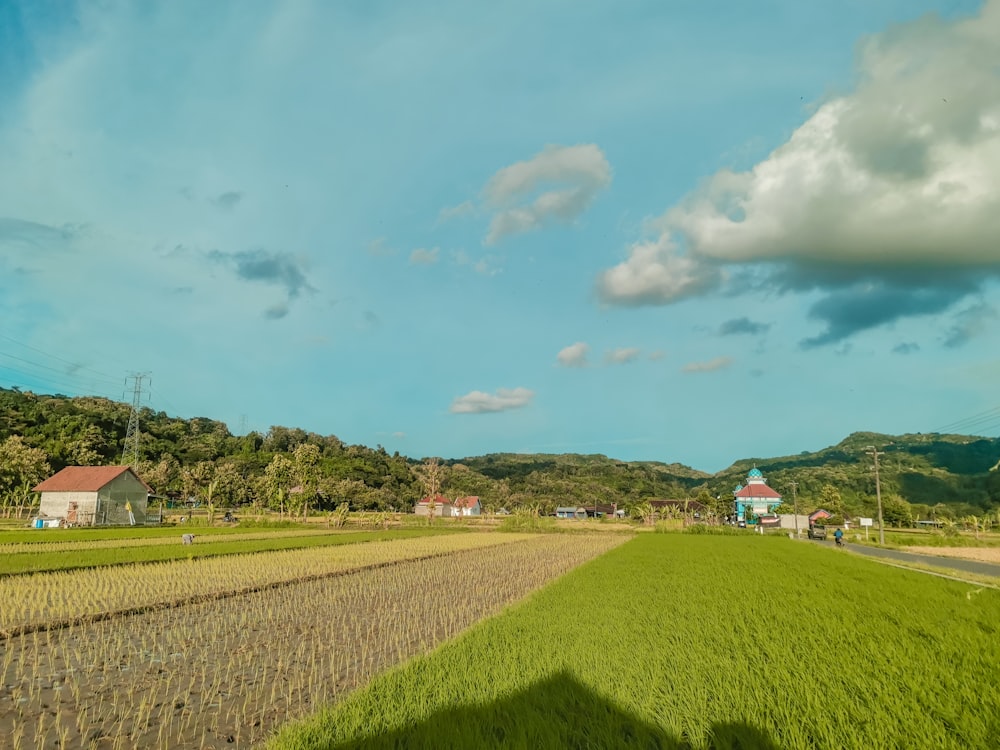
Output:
[[414, 495, 482, 517], [414, 494, 451, 517], [809, 509, 832, 525], [452, 496, 482, 517], [32, 466, 152, 526], [556, 506, 588, 519]]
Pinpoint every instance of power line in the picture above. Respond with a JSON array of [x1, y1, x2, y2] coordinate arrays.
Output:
[[0, 333, 124, 382], [0, 349, 121, 388], [935, 405, 1000, 435], [0, 363, 121, 402]]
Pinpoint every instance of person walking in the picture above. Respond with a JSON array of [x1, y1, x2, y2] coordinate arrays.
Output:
[[834, 527, 844, 547], [125, 500, 136, 526]]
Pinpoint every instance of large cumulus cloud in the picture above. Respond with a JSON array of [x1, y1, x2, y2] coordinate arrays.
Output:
[[598, 2, 1000, 346]]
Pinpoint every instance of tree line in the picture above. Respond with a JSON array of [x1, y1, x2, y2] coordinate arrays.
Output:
[[2, 387, 999, 525]]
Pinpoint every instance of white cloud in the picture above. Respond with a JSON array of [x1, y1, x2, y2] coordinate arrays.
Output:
[[473, 258, 501, 276], [453, 249, 502, 276], [648, 350, 666, 361], [450, 387, 535, 414], [597, 2, 1000, 326], [605, 347, 641, 365], [556, 342, 589, 367], [367, 238, 396, 257], [392, 431, 406, 439], [409, 247, 440, 265], [682, 356, 733, 373], [438, 200, 475, 223], [482, 144, 611, 244], [597, 234, 722, 306]]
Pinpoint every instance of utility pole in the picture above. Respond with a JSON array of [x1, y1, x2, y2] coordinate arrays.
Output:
[[121, 373, 150, 467], [789, 481, 799, 537], [866, 446, 885, 545]]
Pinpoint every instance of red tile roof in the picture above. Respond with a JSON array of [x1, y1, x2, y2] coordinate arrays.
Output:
[[734, 484, 782, 499], [417, 494, 451, 505], [33, 466, 151, 493], [453, 496, 480, 508]]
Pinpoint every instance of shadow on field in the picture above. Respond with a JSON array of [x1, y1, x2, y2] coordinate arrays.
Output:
[[332, 671, 778, 750]]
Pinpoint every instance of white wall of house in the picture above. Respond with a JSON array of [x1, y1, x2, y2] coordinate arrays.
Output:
[[414, 503, 451, 517], [39, 473, 149, 526], [39, 490, 98, 524]]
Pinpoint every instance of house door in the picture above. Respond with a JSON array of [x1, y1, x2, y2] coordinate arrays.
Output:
[[67, 502, 78, 524]]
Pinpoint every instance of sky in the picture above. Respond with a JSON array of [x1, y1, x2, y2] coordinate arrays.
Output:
[[1, 0, 999, 473]]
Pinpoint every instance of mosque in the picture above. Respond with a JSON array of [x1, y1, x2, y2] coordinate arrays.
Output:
[[733, 467, 782, 523]]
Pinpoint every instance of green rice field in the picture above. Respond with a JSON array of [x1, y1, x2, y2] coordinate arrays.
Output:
[[271, 534, 1000, 749]]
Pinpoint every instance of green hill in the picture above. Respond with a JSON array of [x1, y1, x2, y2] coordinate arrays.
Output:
[[1, 387, 998, 521]]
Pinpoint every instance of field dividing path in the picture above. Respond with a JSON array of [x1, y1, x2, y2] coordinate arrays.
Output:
[[828, 540, 1000, 577]]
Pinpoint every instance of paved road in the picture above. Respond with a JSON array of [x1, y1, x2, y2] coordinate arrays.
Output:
[[812, 539, 1000, 578]]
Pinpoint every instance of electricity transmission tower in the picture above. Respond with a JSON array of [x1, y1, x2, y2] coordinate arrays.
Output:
[[121, 373, 150, 467]]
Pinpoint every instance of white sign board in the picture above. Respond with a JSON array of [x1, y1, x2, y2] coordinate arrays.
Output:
[[860, 518, 874, 527]]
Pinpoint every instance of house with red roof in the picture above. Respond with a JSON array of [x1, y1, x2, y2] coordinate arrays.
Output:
[[733, 467, 782, 523], [808, 509, 831, 524], [414, 495, 482, 517], [32, 466, 152, 526]]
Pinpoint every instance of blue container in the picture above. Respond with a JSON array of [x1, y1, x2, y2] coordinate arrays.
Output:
[[34, 518, 44, 529]]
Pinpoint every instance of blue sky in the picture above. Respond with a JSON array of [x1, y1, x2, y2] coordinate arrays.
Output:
[[1, 0, 999, 472]]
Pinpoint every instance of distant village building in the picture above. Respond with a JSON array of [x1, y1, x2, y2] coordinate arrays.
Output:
[[414, 495, 481, 517], [733, 467, 782, 523], [809, 509, 832, 525], [32, 466, 151, 527], [556, 506, 588, 519]]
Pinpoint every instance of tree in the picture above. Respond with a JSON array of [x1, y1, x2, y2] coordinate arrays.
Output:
[[881, 494, 913, 528], [632, 501, 656, 525], [263, 454, 294, 518], [819, 484, 845, 517], [139, 454, 181, 496], [415, 458, 444, 499], [212, 461, 250, 508], [0, 436, 51, 518], [69, 425, 107, 465], [963, 515, 982, 539], [292, 443, 321, 519], [329, 501, 350, 528]]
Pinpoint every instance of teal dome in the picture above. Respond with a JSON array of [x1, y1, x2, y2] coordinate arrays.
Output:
[[748, 468, 763, 479], [733, 483, 744, 492]]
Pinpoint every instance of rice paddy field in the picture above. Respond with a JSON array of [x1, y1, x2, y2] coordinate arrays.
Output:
[[272, 534, 1000, 750], [0, 528, 626, 748], [3, 527, 998, 749]]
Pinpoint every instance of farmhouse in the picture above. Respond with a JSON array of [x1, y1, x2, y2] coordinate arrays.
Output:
[[33, 466, 152, 526], [733, 467, 782, 522], [556, 506, 588, 519], [414, 495, 482, 517]]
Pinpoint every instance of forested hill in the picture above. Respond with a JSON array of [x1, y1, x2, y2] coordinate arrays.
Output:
[[1, 386, 998, 519], [711, 431, 1000, 518]]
